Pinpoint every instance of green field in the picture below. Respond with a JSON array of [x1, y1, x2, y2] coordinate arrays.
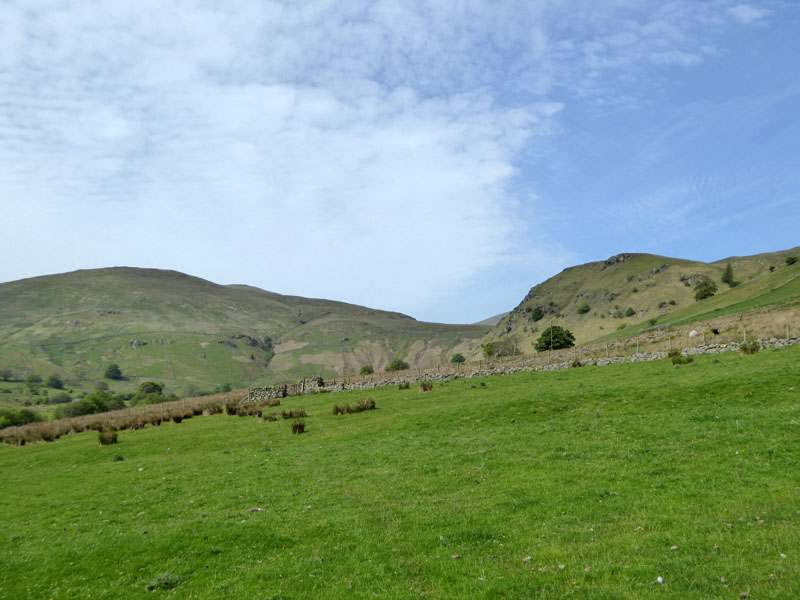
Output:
[[2, 347, 799, 598]]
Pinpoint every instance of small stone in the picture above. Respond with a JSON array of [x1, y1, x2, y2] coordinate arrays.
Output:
[[584, 567, 591, 573], [522, 556, 531, 563], [451, 554, 460, 560], [720, 577, 728, 585], [656, 576, 664, 584], [739, 593, 748, 599], [670, 545, 678, 551], [769, 574, 776, 581]]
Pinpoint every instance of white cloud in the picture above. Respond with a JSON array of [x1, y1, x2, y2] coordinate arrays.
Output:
[[0, 0, 782, 321], [728, 4, 769, 24]]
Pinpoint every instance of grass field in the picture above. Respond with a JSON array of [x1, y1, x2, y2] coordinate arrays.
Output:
[[1, 346, 799, 598]]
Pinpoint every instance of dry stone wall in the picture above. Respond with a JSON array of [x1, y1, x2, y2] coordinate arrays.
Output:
[[244, 337, 799, 401]]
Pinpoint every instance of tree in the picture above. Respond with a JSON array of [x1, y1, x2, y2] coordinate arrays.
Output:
[[48, 392, 72, 405], [25, 373, 42, 385], [787, 256, 798, 265], [693, 276, 718, 300], [359, 364, 374, 375], [104, 363, 122, 379], [535, 326, 575, 351], [576, 302, 590, 315], [721, 263, 737, 287], [137, 381, 164, 396], [95, 381, 109, 391], [0, 367, 13, 381], [386, 358, 409, 372], [46, 374, 64, 389], [530, 306, 544, 322], [450, 353, 466, 364], [482, 339, 520, 358]]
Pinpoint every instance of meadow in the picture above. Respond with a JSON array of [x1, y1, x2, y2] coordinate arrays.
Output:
[[1, 346, 798, 599]]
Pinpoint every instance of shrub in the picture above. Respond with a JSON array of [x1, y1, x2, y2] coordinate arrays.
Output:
[[669, 300, 677, 305], [359, 364, 374, 375], [740, 341, 761, 355], [0, 367, 13, 381], [786, 256, 798, 265], [264, 408, 307, 421], [530, 306, 544, 322], [576, 302, 590, 314], [617, 323, 627, 330], [398, 382, 410, 390], [450, 353, 466, 364], [95, 381, 109, 391], [421, 382, 433, 392], [113, 454, 125, 461], [693, 276, 718, 300], [386, 358, 409, 372], [667, 348, 681, 358], [104, 363, 122, 380], [625, 307, 636, 317], [535, 326, 575, 351], [647, 318, 658, 326], [45, 374, 64, 389], [48, 392, 72, 405], [570, 360, 582, 368], [98, 429, 118, 445], [292, 420, 306, 435]]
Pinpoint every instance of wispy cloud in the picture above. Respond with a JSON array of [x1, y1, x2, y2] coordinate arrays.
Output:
[[0, 0, 786, 321]]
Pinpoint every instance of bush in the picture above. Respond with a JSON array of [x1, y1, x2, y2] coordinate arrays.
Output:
[[693, 276, 718, 300], [617, 323, 627, 330], [45, 374, 64, 389], [95, 381, 109, 391], [530, 306, 544, 322], [386, 358, 409, 372], [359, 364, 374, 375], [669, 300, 677, 305], [0, 367, 13, 381], [740, 341, 760, 355], [421, 382, 433, 392], [145, 573, 182, 591], [0, 407, 43, 429], [535, 326, 575, 351], [647, 318, 658, 326], [48, 392, 72, 405], [625, 307, 636, 317], [450, 353, 466, 364], [397, 382, 410, 390], [292, 420, 306, 435], [104, 363, 122, 380], [786, 256, 798, 265], [576, 302, 590, 314], [98, 429, 118, 445], [53, 390, 124, 419]]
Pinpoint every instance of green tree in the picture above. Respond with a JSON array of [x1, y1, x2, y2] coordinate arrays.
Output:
[[46, 374, 64, 389], [786, 256, 798, 265], [25, 374, 42, 385], [359, 364, 374, 375], [535, 326, 575, 351], [48, 392, 72, 405], [104, 363, 122, 380], [721, 263, 737, 287], [137, 381, 164, 396], [450, 353, 466, 364], [0, 367, 13, 381], [386, 358, 409, 372], [530, 306, 544, 322], [693, 276, 718, 300]]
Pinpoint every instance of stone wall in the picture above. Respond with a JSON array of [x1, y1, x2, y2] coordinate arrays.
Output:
[[245, 338, 799, 400]]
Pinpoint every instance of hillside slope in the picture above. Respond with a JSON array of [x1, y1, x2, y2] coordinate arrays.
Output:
[[483, 246, 800, 353], [0, 268, 487, 398]]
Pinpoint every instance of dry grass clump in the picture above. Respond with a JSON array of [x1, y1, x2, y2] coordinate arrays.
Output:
[[292, 420, 306, 435], [740, 340, 761, 355], [98, 429, 118, 445], [398, 382, 410, 390], [263, 408, 307, 421], [420, 382, 433, 392], [332, 397, 376, 415]]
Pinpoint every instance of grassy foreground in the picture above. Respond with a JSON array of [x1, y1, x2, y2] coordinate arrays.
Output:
[[1, 348, 799, 599]]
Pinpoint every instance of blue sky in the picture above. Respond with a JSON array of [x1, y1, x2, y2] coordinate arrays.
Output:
[[1, 1, 798, 323]]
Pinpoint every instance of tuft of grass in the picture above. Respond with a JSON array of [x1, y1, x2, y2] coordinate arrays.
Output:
[[397, 382, 410, 390], [97, 429, 117, 445], [740, 340, 761, 355], [333, 398, 376, 415], [145, 572, 182, 591], [420, 382, 433, 392], [291, 420, 305, 434]]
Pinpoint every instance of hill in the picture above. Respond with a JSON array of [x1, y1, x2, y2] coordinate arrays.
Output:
[[0, 268, 487, 401], [482, 246, 800, 354], [2, 347, 798, 598]]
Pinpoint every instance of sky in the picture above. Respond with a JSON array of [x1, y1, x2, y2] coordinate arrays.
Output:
[[1, 1, 798, 323]]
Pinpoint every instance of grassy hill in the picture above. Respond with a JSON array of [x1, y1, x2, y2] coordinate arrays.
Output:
[[2, 346, 798, 598], [0, 268, 487, 404], [483, 246, 800, 354]]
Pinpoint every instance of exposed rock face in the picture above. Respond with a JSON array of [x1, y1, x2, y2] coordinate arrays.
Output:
[[602, 254, 634, 270]]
